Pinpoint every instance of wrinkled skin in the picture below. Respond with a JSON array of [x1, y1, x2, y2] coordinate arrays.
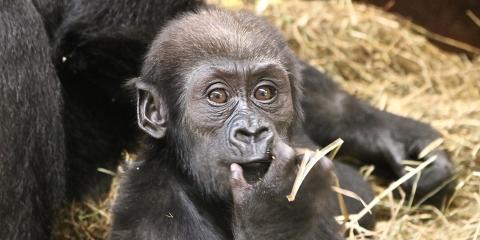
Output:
[[179, 61, 294, 196]]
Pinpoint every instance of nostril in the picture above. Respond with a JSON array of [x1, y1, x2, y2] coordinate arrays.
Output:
[[234, 128, 253, 143], [232, 126, 273, 144], [254, 127, 271, 142]]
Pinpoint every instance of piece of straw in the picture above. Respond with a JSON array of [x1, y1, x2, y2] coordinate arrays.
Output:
[[349, 155, 438, 223], [287, 151, 312, 202], [418, 138, 444, 159], [287, 138, 344, 202]]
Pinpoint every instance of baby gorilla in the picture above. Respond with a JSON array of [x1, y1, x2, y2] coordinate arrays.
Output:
[[111, 8, 373, 240]]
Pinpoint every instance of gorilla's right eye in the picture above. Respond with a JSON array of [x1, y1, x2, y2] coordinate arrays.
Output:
[[208, 88, 228, 104]]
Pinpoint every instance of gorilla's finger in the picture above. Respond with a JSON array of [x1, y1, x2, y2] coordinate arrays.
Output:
[[230, 163, 251, 203], [274, 141, 296, 163], [318, 156, 334, 173], [263, 140, 296, 184], [404, 149, 456, 206]]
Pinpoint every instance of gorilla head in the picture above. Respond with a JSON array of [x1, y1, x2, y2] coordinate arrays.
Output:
[[132, 9, 304, 199]]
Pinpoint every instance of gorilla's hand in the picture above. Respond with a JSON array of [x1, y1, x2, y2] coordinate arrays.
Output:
[[384, 116, 456, 206], [301, 62, 456, 206], [230, 141, 333, 240], [323, 111, 455, 206], [344, 113, 456, 206]]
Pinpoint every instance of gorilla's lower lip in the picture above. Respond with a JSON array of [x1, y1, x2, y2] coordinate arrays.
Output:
[[241, 159, 271, 164]]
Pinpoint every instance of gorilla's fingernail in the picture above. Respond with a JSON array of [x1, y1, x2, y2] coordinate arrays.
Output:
[[230, 163, 242, 180], [321, 157, 333, 171]]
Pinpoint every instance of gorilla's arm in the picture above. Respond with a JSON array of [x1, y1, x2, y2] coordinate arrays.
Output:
[[300, 63, 455, 204], [111, 161, 226, 240]]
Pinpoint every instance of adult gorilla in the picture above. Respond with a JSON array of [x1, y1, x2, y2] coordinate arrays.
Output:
[[0, 0, 455, 239]]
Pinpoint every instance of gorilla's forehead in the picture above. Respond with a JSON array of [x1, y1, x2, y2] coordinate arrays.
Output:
[[184, 59, 290, 86]]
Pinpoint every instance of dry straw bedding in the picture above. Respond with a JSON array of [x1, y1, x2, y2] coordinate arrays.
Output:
[[53, 1, 480, 239]]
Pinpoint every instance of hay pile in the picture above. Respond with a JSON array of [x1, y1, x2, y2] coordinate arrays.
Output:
[[264, 1, 480, 239], [54, 1, 480, 239]]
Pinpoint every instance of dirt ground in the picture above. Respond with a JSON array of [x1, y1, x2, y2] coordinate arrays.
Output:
[[53, 1, 480, 239]]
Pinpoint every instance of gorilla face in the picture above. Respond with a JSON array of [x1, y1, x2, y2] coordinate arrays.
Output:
[[178, 59, 296, 197], [134, 9, 302, 199]]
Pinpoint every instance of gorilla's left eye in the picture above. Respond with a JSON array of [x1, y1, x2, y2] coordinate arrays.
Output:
[[254, 85, 277, 102]]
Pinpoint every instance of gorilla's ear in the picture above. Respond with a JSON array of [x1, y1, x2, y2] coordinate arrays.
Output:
[[134, 79, 168, 139]]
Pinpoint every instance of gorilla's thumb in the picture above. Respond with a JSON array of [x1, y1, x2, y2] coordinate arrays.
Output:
[[230, 163, 250, 203]]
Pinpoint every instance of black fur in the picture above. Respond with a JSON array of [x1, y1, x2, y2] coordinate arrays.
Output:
[[53, 0, 203, 200], [0, 2, 64, 238], [0, 0, 455, 239]]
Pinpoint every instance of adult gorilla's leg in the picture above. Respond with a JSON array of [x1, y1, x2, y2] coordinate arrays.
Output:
[[300, 62, 455, 205], [0, 2, 65, 239]]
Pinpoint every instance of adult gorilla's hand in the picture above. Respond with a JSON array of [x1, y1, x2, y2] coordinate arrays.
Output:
[[230, 141, 334, 240], [300, 63, 456, 206]]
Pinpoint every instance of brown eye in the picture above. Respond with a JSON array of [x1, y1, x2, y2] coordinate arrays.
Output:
[[208, 88, 228, 104], [254, 85, 276, 101]]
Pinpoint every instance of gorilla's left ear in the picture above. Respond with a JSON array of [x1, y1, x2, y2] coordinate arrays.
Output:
[[134, 79, 168, 139]]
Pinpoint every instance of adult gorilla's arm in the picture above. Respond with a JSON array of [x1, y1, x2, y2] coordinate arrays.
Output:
[[0, 1, 65, 239], [300, 63, 455, 204]]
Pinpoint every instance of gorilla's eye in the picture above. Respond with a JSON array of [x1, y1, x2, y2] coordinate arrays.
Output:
[[208, 88, 228, 104], [254, 85, 276, 102]]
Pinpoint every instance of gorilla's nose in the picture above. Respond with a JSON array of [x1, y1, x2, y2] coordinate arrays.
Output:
[[231, 125, 273, 145]]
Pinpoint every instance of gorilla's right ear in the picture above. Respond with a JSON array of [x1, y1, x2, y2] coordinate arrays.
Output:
[[134, 79, 168, 139]]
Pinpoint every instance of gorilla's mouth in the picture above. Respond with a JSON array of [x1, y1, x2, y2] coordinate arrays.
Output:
[[239, 153, 274, 184]]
